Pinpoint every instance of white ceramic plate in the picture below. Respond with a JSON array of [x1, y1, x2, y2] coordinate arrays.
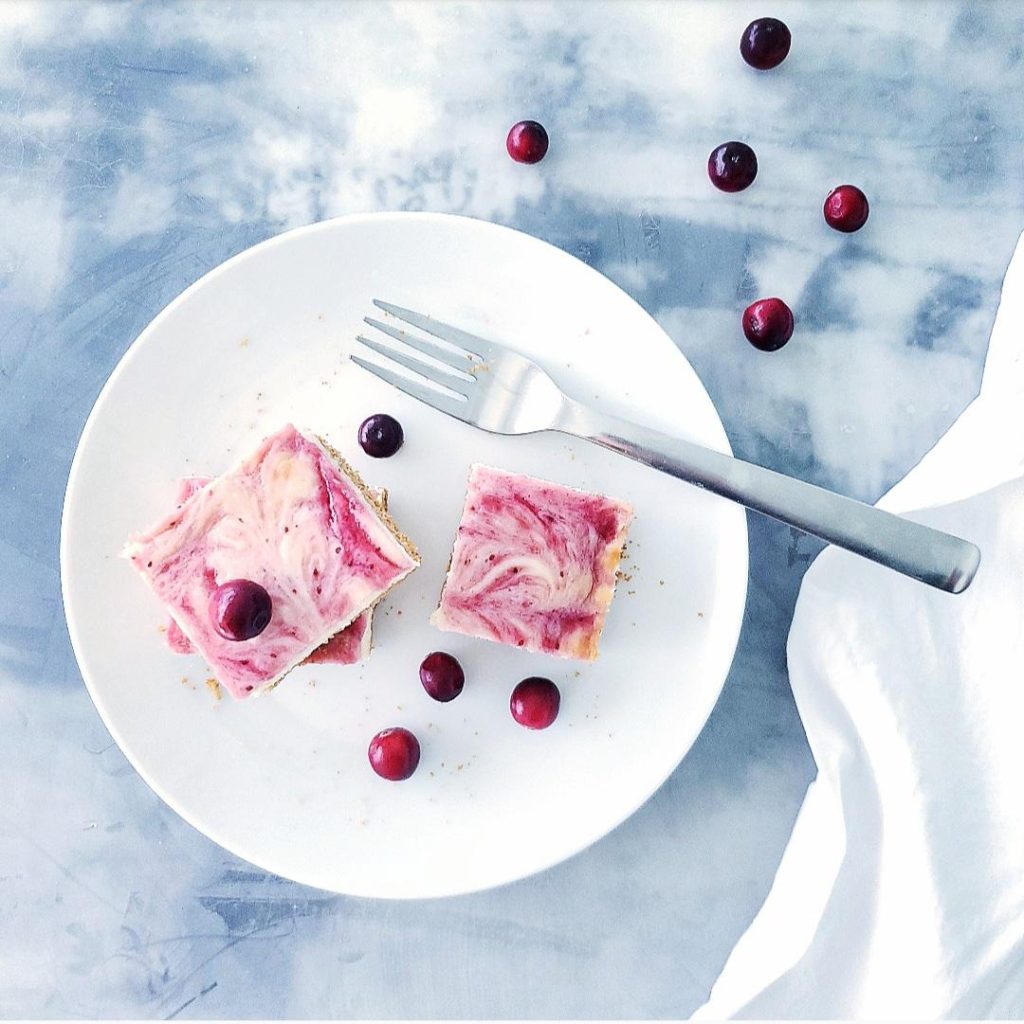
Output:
[[61, 212, 748, 899]]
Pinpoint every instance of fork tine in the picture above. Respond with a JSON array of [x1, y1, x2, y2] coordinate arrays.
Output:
[[363, 317, 476, 375], [355, 334, 473, 392], [349, 355, 471, 420], [372, 299, 492, 361]]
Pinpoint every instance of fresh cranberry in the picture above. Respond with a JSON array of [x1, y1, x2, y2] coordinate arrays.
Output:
[[506, 120, 549, 164], [368, 728, 421, 781], [742, 297, 794, 351], [823, 185, 869, 232], [510, 677, 560, 729], [209, 580, 272, 641], [740, 18, 792, 70], [708, 142, 758, 192], [419, 651, 465, 702], [358, 413, 404, 458]]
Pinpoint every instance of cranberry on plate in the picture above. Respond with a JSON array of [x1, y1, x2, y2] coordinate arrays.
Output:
[[506, 120, 549, 164], [510, 677, 561, 730], [209, 579, 272, 641], [358, 413, 404, 458], [742, 297, 794, 352], [419, 651, 465, 703], [823, 185, 870, 233], [368, 727, 421, 781]]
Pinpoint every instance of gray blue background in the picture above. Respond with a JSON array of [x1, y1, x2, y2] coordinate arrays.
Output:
[[2, 0, 1022, 1017]]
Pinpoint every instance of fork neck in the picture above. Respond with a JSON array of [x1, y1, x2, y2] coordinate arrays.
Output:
[[552, 397, 722, 480], [553, 398, 632, 441]]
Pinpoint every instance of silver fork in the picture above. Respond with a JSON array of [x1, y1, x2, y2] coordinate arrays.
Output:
[[352, 300, 980, 594]]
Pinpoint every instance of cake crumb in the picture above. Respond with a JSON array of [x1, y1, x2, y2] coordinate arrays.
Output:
[[239, 337, 249, 348], [205, 678, 222, 701]]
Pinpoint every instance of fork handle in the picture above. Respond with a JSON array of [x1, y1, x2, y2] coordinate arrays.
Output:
[[556, 401, 980, 594]]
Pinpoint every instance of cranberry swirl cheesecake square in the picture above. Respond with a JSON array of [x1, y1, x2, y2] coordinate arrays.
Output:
[[431, 464, 634, 661], [123, 424, 419, 699]]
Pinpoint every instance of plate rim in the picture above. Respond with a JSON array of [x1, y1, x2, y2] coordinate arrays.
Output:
[[60, 210, 749, 898]]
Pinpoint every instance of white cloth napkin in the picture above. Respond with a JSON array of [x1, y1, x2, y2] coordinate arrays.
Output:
[[696, 231, 1024, 1020]]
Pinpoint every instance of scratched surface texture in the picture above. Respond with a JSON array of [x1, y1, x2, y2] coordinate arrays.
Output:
[[2, 0, 1023, 1017]]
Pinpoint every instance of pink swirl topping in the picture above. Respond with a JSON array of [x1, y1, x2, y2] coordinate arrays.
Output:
[[163, 476, 373, 667], [124, 424, 418, 698], [430, 465, 633, 661]]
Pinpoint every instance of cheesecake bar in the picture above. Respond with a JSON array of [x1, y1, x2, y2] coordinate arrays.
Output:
[[124, 424, 419, 698], [430, 465, 633, 661]]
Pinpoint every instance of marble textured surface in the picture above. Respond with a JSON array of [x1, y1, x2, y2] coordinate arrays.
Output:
[[2, 0, 1022, 1017]]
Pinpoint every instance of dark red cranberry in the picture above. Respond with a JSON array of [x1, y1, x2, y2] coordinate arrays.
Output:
[[209, 580, 272, 641], [708, 142, 758, 192], [823, 185, 869, 232], [368, 728, 421, 781], [740, 18, 792, 70], [510, 677, 560, 729], [506, 120, 549, 164], [358, 413, 404, 458], [742, 297, 794, 351], [419, 651, 465, 702]]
